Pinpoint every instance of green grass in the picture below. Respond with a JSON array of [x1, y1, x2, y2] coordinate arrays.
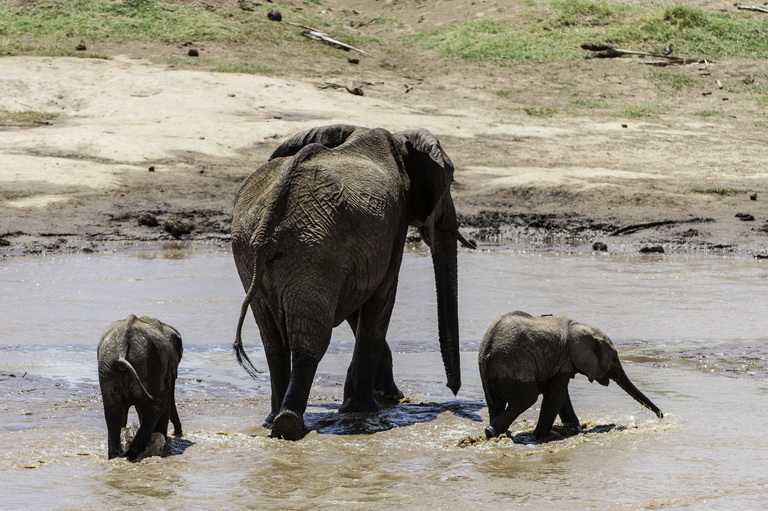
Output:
[[651, 70, 697, 91], [570, 93, 606, 108], [692, 187, 743, 196], [0, 0, 349, 56], [407, 1, 768, 65], [211, 62, 273, 75], [621, 102, 659, 118], [0, 109, 58, 126], [694, 110, 722, 117], [496, 89, 512, 99], [523, 105, 556, 116]]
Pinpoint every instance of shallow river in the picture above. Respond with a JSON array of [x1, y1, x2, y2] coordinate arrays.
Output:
[[2, 244, 768, 509]]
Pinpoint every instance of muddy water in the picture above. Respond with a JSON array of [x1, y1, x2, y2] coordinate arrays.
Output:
[[2, 245, 768, 509]]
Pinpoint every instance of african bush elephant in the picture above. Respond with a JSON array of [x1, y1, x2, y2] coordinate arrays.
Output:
[[98, 315, 183, 460], [479, 311, 663, 440], [232, 124, 475, 440]]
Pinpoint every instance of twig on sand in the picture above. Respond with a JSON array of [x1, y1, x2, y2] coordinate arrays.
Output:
[[610, 218, 709, 236], [285, 22, 372, 57], [581, 44, 704, 65], [736, 5, 768, 14]]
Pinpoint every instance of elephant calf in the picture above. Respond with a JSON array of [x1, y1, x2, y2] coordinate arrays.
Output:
[[479, 311, 663, 441], [98, 315, 183, 460]]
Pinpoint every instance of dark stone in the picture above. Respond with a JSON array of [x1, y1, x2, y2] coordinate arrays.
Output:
[[592, 242, 608, 252], [164, 216, 193, 238], [137, 212, 159, 227], [0, 238, 10, 247], [750, 193, 757, 201], [736, 213, 755, 221], [148, 166, 155, 172], [267, 9, 282, 21], [639, 245, 665, 254], [348, 58, 360, 64], [75, 43, 87, 51], [188, 49, 199, 57]]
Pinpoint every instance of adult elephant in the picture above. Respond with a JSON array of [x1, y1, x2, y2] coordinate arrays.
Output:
[[231, 124, 474, 440]]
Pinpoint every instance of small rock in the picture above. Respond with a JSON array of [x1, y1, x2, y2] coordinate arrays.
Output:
[[750, 193, 757, 201], [188, 49, 199, 57], [75, 43, 87, 51], [592, 242, 608, 252], [137, 212, 159, 227], [736, 213, 755, 221], [164, 216, 193, 238], [267, 9, 282, 21], [621, 124, 628, 128], [639, 246, 665, 254], [348, 58, 360, 65], [0, 238, 10, 247], [148, 166, 155, 172]]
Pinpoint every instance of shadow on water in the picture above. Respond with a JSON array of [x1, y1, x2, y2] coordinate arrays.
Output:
[[304, 399, 485, 436], [510, 423, 618, 444]]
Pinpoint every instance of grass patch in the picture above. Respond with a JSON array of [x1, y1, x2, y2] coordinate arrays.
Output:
[[406, 1, 768, 65], [0, 109, 59, 127], [570, 93, 606, 108], [523, 105, 556, 116], [757, 96, 768, 109], [0, 0, 350, 57], [694, 110, 722, 117], [496, 89, 512, 99], [621, 102, 659, 118], [651, 70, 696, 91], [211, 62, 273, 75], [692, 188, 743, 196]]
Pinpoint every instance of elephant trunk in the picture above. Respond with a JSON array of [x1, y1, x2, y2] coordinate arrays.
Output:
[[430, 227, 461, 395], [613, 366, 663, 418]]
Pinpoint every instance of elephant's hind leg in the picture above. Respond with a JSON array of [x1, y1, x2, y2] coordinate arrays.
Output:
[[347, 311, 403, 406], [272, 352, 323, 440], [533, 375, 572, 440], [486, 382, 538, 439]]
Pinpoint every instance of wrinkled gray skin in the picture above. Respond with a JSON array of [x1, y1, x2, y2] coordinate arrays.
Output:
[[479, 311, 663, 440], [98, 315, 183, 460], [232, 124, 474, 440]]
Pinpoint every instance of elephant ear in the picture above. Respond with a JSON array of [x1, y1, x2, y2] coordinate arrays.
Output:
[[269, 124, 363, 160], [569, 322, 602, 382], [397, 129, 452, 225]]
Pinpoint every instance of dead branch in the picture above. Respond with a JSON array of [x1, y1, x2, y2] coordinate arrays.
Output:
[[610, 218, 709, 236], [737, 5, 768, 13], [581, 44, 704, 65], [285, 21, 372, 57]]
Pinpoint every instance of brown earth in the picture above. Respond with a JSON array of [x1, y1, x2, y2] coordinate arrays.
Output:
[[2, 0, 768, 256]]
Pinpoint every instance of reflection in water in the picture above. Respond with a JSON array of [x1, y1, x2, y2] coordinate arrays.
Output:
[[2, 247, 768, 508]]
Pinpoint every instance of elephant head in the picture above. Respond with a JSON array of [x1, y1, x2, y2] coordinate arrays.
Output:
[[569, 323, 663, 418], [269, 124, 474, 395]]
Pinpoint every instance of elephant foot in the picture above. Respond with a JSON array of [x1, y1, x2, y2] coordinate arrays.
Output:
[[124, 447, 141, 462], [484, 425, 500, 439], [339, 396, 382, 414], [263, 412, 277, 428], [271, 410, 305, 441], [373, 387, 405, 406]]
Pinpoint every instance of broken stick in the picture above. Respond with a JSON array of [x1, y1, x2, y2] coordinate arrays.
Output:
[[581, 44, 704, 65], [737, 5, 768, 13], [285, 21, 372, 57], [610, 218, 710, 236]]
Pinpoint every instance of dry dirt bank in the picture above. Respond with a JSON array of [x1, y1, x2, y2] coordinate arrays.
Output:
[[2, 0, 768, 256]]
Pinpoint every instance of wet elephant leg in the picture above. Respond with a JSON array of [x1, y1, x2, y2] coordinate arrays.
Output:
[[256, 309, 289, 427], [533, 375, 571, 440], [485, 383, 538, 439], [557, 389, 580, 430], [125, 407, 160, 461], [271, 353, 322, 440], [340, 271, 399, 413], [346, 311, 403, 405], [101, 388, 128, 459]]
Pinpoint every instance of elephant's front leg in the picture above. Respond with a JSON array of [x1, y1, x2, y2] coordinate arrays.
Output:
[[340, 277, 399, 413], [533, 374, 572, 440], [557, 388, 581, 433], [346, 311, 403, 406]]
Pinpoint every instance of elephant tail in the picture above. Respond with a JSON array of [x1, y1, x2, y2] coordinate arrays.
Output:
[[116, 357, 160, 408], [234, 257, 264, 380]]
